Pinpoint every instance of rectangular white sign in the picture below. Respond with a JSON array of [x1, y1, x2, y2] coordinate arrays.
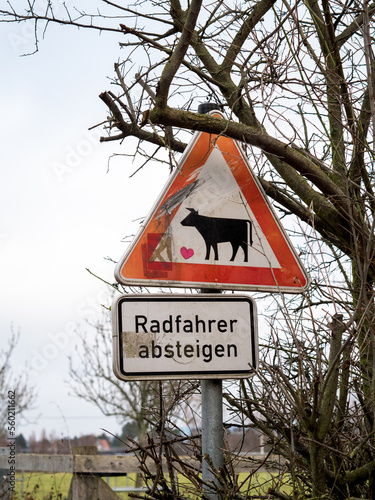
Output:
[[112, 294, 258, 381]]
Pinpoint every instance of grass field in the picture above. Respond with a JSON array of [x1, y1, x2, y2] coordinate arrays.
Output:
[[11, 470, 285, 499], [12, 472, 72, 499], [13, 472, 138, 499]]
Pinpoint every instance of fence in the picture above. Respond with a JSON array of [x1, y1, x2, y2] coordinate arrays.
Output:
[[0, 445, 198, 499], [0, 446, 279, 499]]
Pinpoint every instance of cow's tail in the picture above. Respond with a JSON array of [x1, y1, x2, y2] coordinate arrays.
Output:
[[246, 220, 253, 246]]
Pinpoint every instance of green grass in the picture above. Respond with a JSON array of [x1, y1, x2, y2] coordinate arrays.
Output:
[[14, 472, 159, 500], [12, 472, 72, 499], [13, 473, 149, 499], [12, 471, 287, 499]]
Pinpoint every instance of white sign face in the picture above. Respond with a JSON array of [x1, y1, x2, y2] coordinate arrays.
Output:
[[151, 147, 280, 269], [112, 294, 258, 381]]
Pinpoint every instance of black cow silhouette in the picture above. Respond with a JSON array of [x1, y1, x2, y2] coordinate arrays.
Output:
[[180, 208, 253, 262]]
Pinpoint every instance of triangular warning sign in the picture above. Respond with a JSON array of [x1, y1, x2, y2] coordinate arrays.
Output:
[[115, 111, 309, 292]]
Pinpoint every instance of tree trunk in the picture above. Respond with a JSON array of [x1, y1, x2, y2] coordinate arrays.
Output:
[[309, 441, 327, 498]]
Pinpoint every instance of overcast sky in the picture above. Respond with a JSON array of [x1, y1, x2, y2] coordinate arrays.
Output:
[[0, 10, 172, 441]]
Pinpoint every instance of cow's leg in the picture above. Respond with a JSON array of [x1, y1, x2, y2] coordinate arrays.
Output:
[[249, 222, 253, 246], [213, 243, 219, 260], [241, 242, 248, 262], [230, 243, 239, 261], [205, 243, 211, 260]]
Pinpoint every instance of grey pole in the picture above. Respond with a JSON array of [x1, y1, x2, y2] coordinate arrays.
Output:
[[201, 377, 223, 497], [198, 102, 224, 498]]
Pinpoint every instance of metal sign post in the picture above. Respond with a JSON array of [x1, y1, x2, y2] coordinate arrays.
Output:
[[112, 104, 308, 498], [200, 286, 223, 499], [202, 378, 223, 497]]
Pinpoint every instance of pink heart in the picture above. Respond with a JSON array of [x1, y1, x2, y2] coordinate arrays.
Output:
[[180, 247, 194, 259]]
